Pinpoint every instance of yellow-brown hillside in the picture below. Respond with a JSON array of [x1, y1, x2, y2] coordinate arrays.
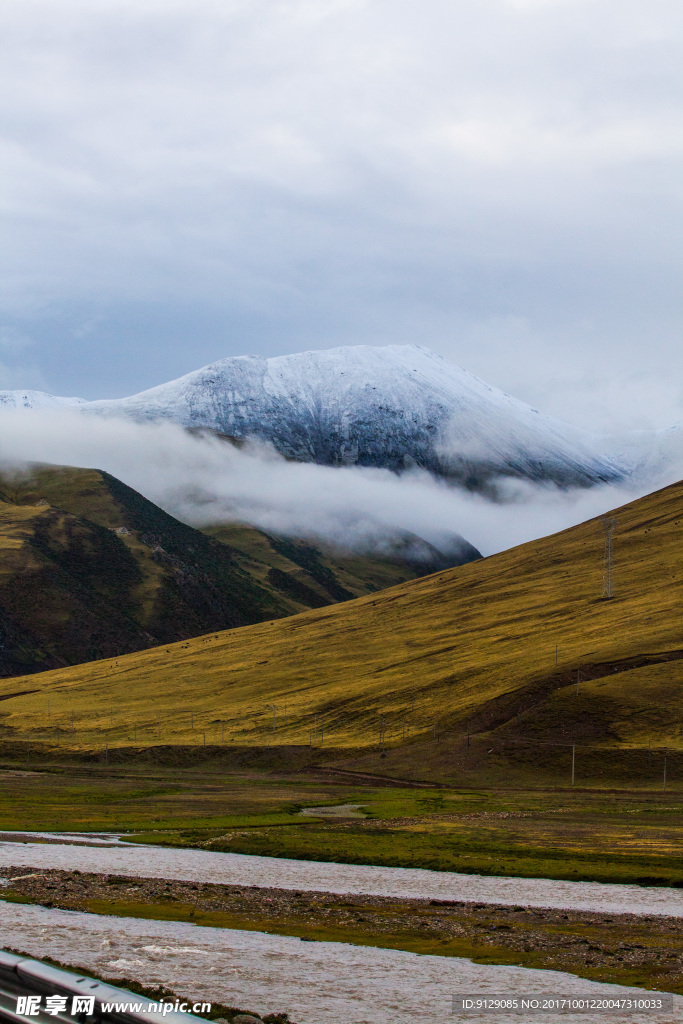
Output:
[[0, 479, 681, 751]]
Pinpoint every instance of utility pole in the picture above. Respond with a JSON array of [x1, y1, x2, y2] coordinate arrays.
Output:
[[571, 743, 575, 786], [601, 516, 617, 599]]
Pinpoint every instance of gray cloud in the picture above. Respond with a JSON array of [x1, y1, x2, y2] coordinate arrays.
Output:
[[0, 410, 676, 558], [0, 0, 681, 429], [0, 0, 679, 428]]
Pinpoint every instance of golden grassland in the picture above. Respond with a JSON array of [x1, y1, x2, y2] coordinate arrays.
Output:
[[205, 522, 420, 603], [0, 502, 45, 556], [0, 479, 680, 754], [0, 767, 363, 831], [1, 463, 440, 616]]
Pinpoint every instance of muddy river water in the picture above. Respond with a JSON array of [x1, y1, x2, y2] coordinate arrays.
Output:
[[0, 838, 681, 1023], [2, 902, 678, 1024], [1, 837, 682, 917]]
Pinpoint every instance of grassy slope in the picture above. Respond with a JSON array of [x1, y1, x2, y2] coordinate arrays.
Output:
[[0, 466, 289, 674], [0, 464, 468, 677], [0, 496, 160, 675], [0, 478, 680, 755], [202, 523, 467, 611], [3, 478, 681, 994]]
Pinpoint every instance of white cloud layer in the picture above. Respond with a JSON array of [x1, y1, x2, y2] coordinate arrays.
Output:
[[0, 0, 681, 429], [0, 410, 676, 558]]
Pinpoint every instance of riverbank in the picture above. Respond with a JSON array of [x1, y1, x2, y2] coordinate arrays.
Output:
[[2, 899, 678, 1024], [3, 867, 683, 994], [3, 836, 683, 916], [1, 767, 683, 888]]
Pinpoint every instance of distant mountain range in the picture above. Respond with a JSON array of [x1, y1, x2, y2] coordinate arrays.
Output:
[[2, 344, 680, 494], [4, 344, 673, 490]]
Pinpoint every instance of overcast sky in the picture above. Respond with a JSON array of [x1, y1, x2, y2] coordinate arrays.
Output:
[[1, 0, 682, 432]]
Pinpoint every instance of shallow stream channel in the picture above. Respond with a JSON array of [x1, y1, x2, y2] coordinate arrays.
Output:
[[0, 835, 681, 1023]]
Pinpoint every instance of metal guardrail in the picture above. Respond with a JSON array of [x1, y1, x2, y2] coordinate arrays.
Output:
[[0, 952, 204, 1024]]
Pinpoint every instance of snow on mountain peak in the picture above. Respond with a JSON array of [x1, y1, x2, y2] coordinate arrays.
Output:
[[77, 344, 625, 487], [6, 345, 672, 487], [0, 390, 87, 411]]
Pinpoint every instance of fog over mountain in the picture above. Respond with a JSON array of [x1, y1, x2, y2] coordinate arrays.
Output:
[[2, 344, 680, 490], [0, 345, 680, 559]]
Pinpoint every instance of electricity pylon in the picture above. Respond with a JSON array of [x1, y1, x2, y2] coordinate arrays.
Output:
[[601, 516, 617, 599]]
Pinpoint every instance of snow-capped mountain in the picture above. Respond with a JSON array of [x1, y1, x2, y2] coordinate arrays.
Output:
[[0, 346, 635, 486], [0, 390, 86, 410], [600, 422, 683, 483], [78, 345, 624, 487]]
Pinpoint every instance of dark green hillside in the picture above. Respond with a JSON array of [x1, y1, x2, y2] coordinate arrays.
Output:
[[0, 466, 289, 676], [203, 523, 470, 612], [0, 464, 475, 676]]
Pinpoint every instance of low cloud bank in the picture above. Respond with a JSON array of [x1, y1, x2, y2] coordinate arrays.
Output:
[[0, 410, 677, 558]]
